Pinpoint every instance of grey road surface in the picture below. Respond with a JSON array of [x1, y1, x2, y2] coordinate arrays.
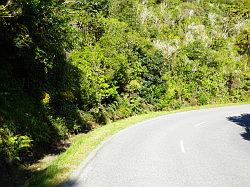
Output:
[[64, 105, 250, 187]]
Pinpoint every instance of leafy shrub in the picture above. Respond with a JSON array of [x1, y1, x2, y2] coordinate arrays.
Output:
[[0, 126, 32, 162]]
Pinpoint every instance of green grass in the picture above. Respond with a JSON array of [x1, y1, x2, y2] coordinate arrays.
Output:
[[25, 102, 249, 187]]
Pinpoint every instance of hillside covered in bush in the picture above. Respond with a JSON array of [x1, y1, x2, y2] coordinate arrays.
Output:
[[0, 0, 249, 185]]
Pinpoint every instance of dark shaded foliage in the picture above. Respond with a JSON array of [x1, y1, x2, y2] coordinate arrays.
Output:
[[0, 1, 86, 185]]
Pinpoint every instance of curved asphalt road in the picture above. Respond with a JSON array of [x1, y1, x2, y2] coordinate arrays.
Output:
[[65, 105, 250, 187]]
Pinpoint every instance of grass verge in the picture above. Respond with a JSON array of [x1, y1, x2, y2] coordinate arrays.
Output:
[[25, 102, 249, 187]]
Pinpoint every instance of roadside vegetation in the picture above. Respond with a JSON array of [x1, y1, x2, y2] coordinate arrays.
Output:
[[0, 0, 249, 186]]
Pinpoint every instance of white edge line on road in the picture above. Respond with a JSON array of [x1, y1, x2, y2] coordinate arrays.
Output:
[[194, 122, 206, 127], [180, 140, 185, 153]]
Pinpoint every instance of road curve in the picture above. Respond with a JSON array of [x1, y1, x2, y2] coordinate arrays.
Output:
[[64, 105, 250, 187]]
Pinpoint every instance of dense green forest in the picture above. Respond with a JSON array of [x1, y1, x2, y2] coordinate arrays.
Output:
[[0, 0, 249, 184]]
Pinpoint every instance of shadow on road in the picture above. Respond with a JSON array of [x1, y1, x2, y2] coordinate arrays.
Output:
[[227, 114, 250, 141]]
